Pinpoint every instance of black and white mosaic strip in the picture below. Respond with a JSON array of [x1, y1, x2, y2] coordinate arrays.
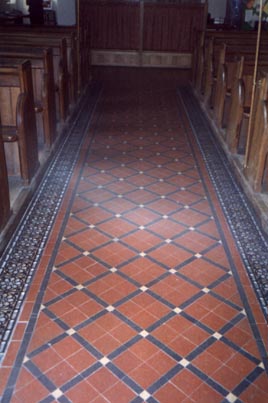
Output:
[[0, 83, 101, 359], [178, 87, 268, 318]]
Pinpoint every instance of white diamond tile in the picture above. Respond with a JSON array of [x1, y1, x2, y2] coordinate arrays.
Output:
[[226, 393, 238, 403], [110, 267, 117, 272], [140, 391, 151, 400], [106, 305, 115, 312], [179, 358, 190, 367], [52, 389, 63, 399], [213, 332, 222, 340], [140, 330, 149, 338], [66, 328, 76, 336], [100, 357, 110, 366], [202, 287, 210, 294]]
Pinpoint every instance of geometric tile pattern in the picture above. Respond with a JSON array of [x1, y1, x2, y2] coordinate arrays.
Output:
[[1, 69, 268, 402], [0, 83, 101, 356], [179, 86, 268, 317]]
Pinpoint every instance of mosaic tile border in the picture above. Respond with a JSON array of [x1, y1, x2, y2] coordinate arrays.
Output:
[[178, 87, 268, 319], [0, 83, 102, 359]]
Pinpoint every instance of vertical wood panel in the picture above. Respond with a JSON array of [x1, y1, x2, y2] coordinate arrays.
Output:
[[79, 1, 206, 66]]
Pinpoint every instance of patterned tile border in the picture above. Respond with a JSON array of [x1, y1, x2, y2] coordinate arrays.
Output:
[[0, 83, 101, 359], [178, 87, 268, 318]]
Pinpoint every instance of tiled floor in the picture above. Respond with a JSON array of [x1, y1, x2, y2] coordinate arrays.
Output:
[[0, 68, 268, 402]]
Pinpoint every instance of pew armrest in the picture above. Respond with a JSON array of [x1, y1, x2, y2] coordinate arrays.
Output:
[[1, 126, 18, 142]]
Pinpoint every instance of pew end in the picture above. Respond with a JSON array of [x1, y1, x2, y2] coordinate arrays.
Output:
[[245, 73, 268, 193]]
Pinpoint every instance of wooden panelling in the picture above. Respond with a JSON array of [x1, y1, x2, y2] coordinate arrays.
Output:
[[91, 50, 191, 68]]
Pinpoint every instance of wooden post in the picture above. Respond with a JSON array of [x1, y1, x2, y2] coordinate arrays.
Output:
[[76, 0, 81, 93], [139, 0, 144, 67], [244, 0, 263, 168]]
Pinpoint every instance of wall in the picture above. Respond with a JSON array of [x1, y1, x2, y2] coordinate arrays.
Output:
[[15, 1, 223, 28], [208, 0, 227, 21], [52, 0, 76, 25], [15, 0, 76, 25]]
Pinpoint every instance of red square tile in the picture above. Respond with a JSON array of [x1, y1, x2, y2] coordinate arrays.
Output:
[[131, 310, 158, 328], [189, 382, 223, 403], [78, 322, 106, 343], [65, 379, 99, 403], [87, 367, 119, 393], [113, 351, 143, 374], [239, 382, 268, 403], [46, 360, 77, 386], [149, 244, 193, 267], [179, 259, 225, 286], [152, 324, 178, 345], [182, 324, 210, 346], [171, 368, 203, 396], [206, 340, 236, 363], [154, 382, 187, 403], [54, 242, 81, 265], [110, 323, 137, 344], [31, 348, 62, 373], [168, 335, 196, 356], [104, 381, 136, 403], [211, 364, 247, 390], [199, 311, 227, 331], [92, 333, 121, 355], [213, 303, 241, 322], [224, 325, 254, 348], [13, 378, 49, 403], [226, 352, 257, 377], [52, 336, 82, 359], [129, 363, 160, 389], [28, 317, 64, 353], [0, 368, 11, 397], [192, 351, 223, 376], [129, 339, 159, 361], [147, 350, 177, 375], [67, 349, 96, 372]]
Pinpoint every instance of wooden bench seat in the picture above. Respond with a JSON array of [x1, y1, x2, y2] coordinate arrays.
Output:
[[0, 128, 10, 230], [192, 28, 268, 195], [0, 47, 56, 148], [0, 26, 78, 96], [0, 34, 69, 123], [0, 60, 39, 183], [202, 39, 268, 107], [245, 72, 268, 192], [193, 29, 268, 100]]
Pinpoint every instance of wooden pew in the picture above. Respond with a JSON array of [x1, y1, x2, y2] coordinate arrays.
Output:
[[245, 72, 268, 192], [193, 30, 268, 102], [192, 29, 268, 196], [0, 34, 69, 123], [225, 72, 253, 154], [0, 128, 11, 230], [0, 25, 80, 100], [192, 30, 205, 93], [0, 47, 56, 148], [0, 60, 39, 183], [214, 47, 268, 127], [203, 39, 268, 108]]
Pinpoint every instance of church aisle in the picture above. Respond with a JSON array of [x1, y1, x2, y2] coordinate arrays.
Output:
[[0, 68, 268, 402]]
